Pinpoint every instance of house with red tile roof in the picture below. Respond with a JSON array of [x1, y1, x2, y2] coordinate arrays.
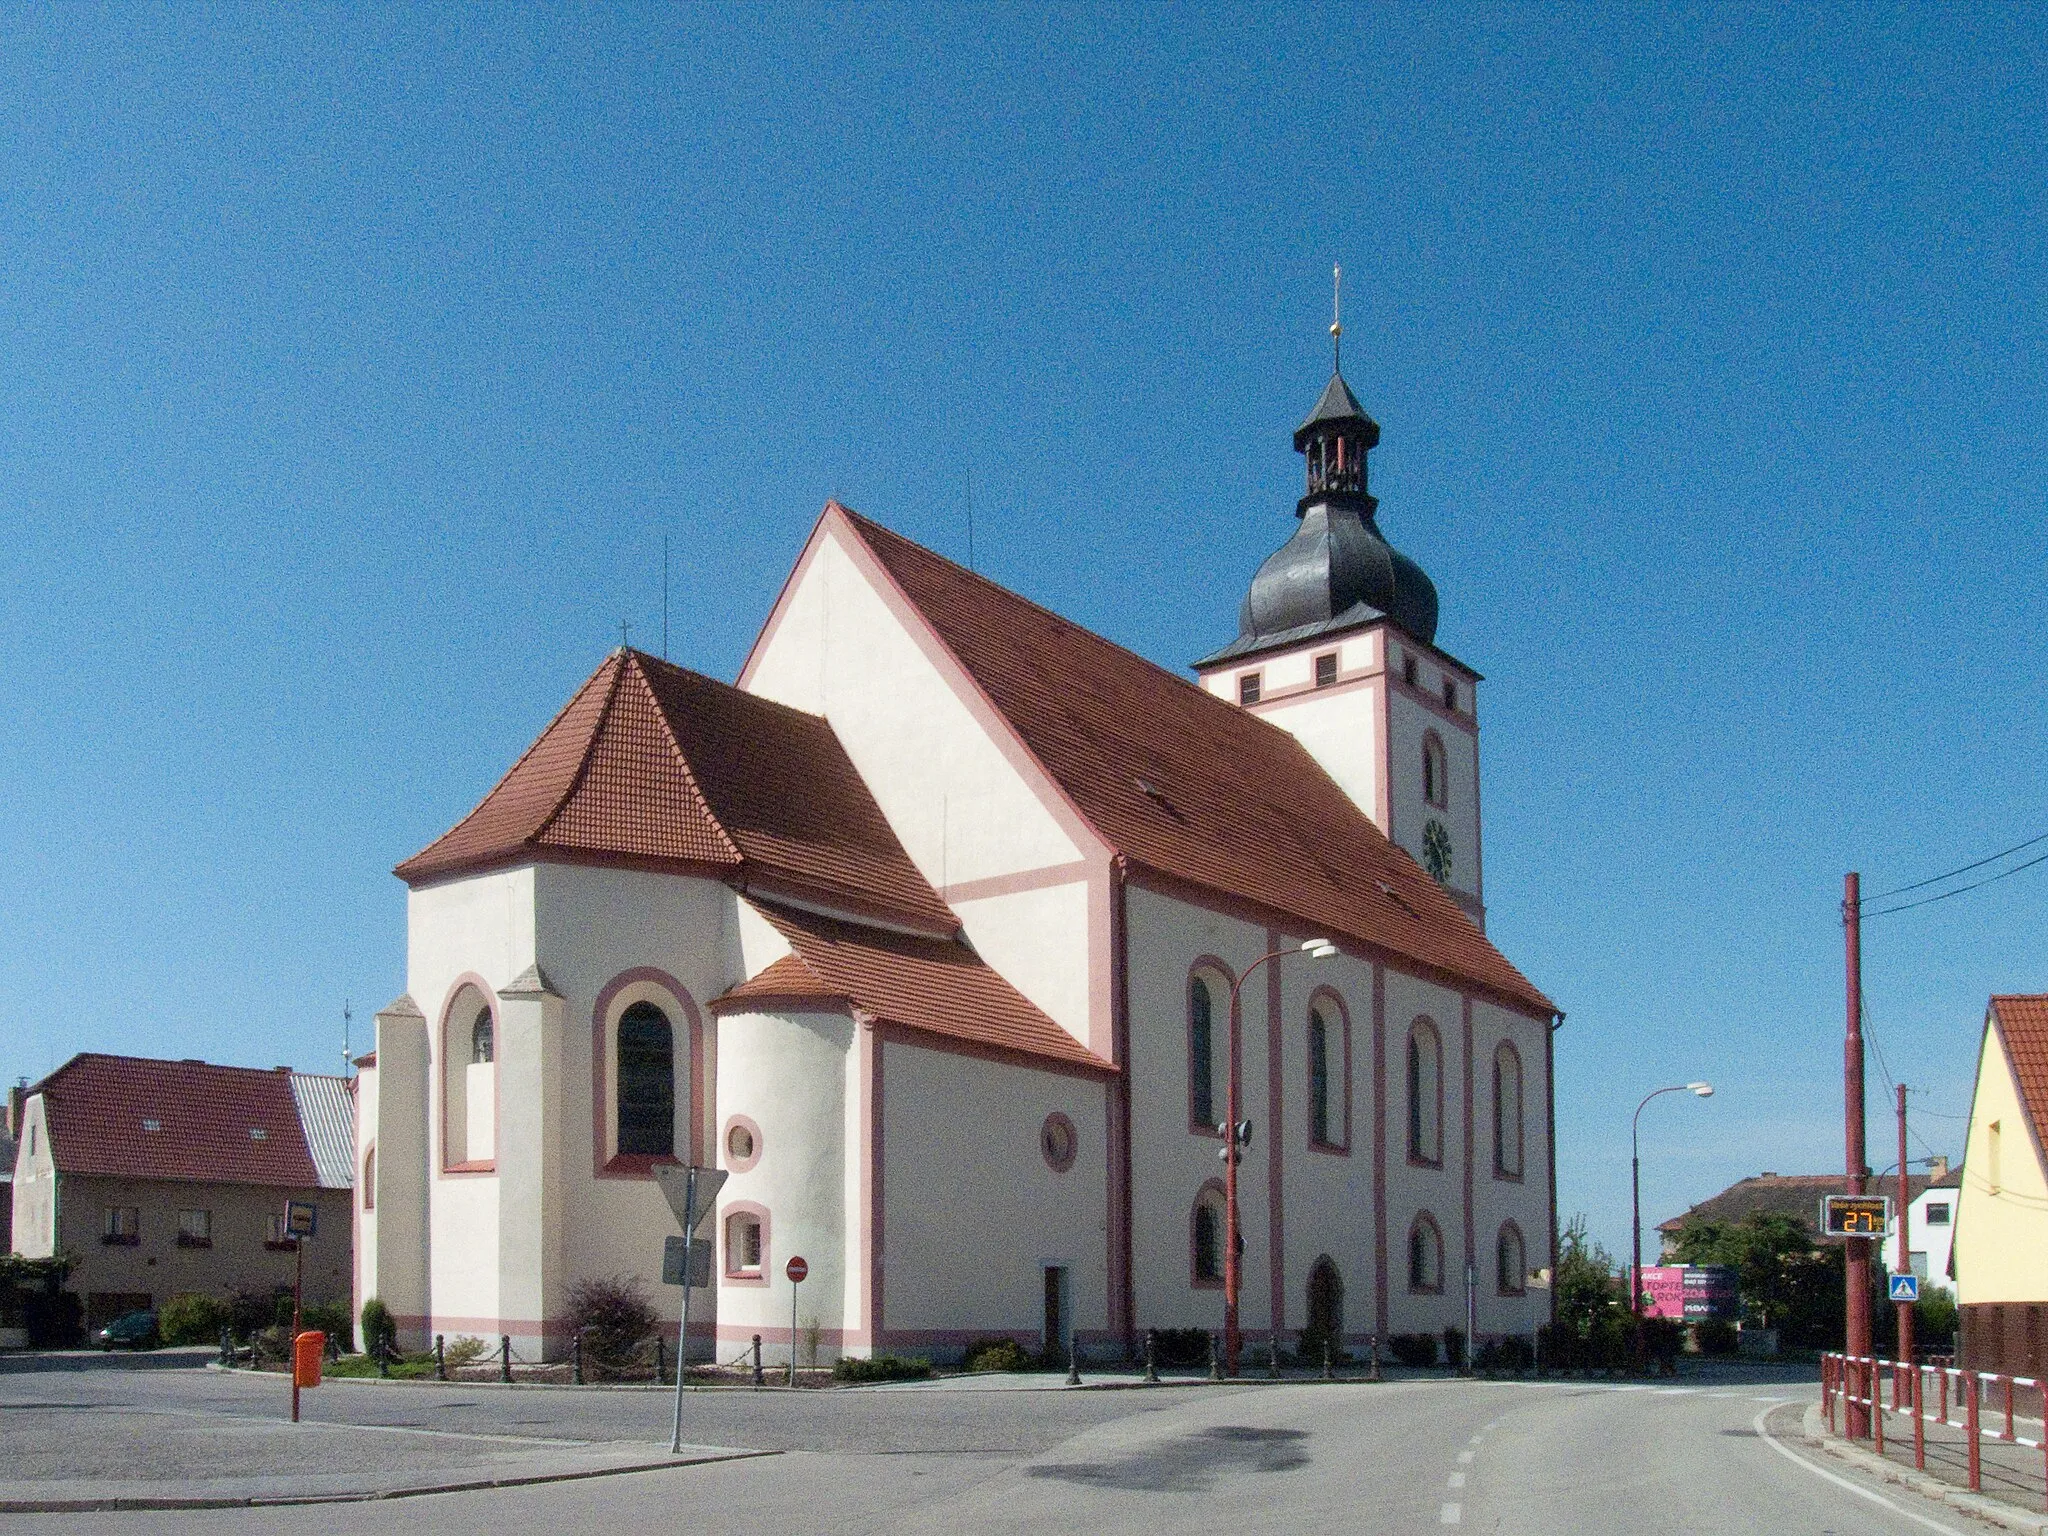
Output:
[[10, 1055, 354, 1332], [1955, 994, 2048, 1376], [359, 358, 1558, 1366]]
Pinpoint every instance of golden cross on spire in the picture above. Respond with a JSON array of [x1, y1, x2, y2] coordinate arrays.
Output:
[[1331, 264, 1343, 374]]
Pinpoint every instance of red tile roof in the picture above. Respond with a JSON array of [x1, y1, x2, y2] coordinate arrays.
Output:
[[1990, 995, 2048, 1155], [831, 507, 1555, 1016], [715, 901, 1112, 1073], [397, 651, 956, 934], [1656, 1172, 1935, 1237], [29, 1054, 335, 1187]]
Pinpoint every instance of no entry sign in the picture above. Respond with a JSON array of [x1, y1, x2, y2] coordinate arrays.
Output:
[[786, 1256, 808, 1284]]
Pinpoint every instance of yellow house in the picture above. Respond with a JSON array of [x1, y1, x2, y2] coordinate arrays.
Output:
[[1956, 994, 2048, 1376]]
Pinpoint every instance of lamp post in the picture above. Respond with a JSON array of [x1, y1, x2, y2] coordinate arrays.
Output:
[[1631, 1082, 1714, 1330], [1223, 937, 1338, 1375]]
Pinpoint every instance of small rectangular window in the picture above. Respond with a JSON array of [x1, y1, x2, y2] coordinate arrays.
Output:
[[1442, 679, 1457, 710], [102, 1206, 139, 1245], [177, 1209, 212, 1247], [1315, 653, 1338, 687], [1925, 1202, 1951, 1226], [1238, 673, 1261, 705], [1402, 655, 1418, 688]]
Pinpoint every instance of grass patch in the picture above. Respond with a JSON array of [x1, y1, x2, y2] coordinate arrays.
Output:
[[323, 1353, 441, 1379]]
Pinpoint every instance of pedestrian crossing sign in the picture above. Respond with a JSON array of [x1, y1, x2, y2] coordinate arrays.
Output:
[[1888, 1273, 1920, 1303]]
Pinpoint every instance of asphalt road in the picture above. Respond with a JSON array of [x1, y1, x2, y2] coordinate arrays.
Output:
[[0, 1360, 1986, 1534]]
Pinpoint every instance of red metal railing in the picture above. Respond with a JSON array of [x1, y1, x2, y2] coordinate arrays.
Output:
[[1824, 1353, 2048, 1506]]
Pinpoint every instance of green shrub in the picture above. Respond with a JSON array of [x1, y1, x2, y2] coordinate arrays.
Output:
[[1147, 1328, 1212, 1368], [962, 1338, 1032, 1373], [160, 1293, 228, 1346], [299, 1300, 353, 1344], [444, 1335, 488, 1370], [833, 1354, 934, 1383], [1442, 1327, 1467, 1368], [360, 1298, 397, 1357], [1696, 1319, 1739, 1356], [1387, 1333, 1438, 1367], [568, 1274, 657, 1367], [1475, 1335, 1534, 1373], [226, 1287, 288, 1341]]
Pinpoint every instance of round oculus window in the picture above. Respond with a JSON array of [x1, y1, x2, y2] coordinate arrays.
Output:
[[726, 1123, 756, 1162], [1041, 1112, 1077, 1172]]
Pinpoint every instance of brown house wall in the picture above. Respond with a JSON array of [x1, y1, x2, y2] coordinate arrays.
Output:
[[56, 1175, 353, 1326], [1960, 1303, 2048, 1379]]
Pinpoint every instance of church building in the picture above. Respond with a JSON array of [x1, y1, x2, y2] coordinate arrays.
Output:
[[354, 358, 1559, 1366]]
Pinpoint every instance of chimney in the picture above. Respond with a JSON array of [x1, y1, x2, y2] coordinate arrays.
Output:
[[7, 1079, 24, 1139], [1928, 1155, 1951, 1181]]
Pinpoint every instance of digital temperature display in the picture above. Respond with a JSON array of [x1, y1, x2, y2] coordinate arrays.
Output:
[[1820, 1195, 1891, 1237]]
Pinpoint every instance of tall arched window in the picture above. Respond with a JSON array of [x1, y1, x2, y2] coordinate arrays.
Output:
[[1191, 1181, 1226, 1286], [471, 1010, 494, 1064], [1422, 733, 1449, 808], [1497, 1222, 1527, 1296], [617, 1001, 675, 1157], [1408, 1213, 1444, 1293], [442, 984, 496, 1169], [1406, 1019, 1442, 1166], [362, 1144, 375, 1211], [1493, 1041, 1524, 1179], [1189, 974, 1217, 1131], [1308, 1005, 1331, 1147]]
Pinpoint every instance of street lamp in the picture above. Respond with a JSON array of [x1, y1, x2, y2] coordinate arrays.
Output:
[[1223, 937, 1338, 1375], [1631, 1082, 1714, 1322]]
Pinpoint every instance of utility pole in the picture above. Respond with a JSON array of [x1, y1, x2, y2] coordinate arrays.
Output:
[[1844, 871, 1871, 1436], [1897, 1083, 1914, 1368]]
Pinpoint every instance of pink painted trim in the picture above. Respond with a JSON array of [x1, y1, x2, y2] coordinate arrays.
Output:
[[723, 1113, 764, 1173], [1407, 1211, 1445, 1294], [1040, 1111, 1078, 1173], [1406, 1015, 1445, 1168], [419, 1316, 575, 1336], [868, 1025, 885, 1342], [721, 1200, 770, 1286], [1496, 1219, 1528, 1296], [1306, 985, 1352, 1156], [707, 992, 853, 1017], [1462, 997, 1476, 1282], [1187, 957, 1235, 1137], [1241, 668, 1379, 711], [1378, 666, 1394, 836], [940, 861, 1092, 904], [1266, 926, 1285, 1339], [361, 1142, 375, 1211], [1086, 862, 1113, 1060], [1106, 864, 1134, 1352], [868, 1021, 1114, 1081], [1491, 1040, 1525, 1182], [436, 974, 499, 1177], [589, 967, 706, 1181], [734, 504, 830, 691], [716, 1324, 854, 1346], [1391, 670, 1480, 732], [1190, 1177, 1226, 1289], [1422, 729, 1449, 810], [1471, 707, 1486, 913], [1371, 963, 1389, 1339], [1236, 668, 1265, 706]]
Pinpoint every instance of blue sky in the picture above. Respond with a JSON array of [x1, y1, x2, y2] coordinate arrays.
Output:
[[2, 5, 2042, 1262]]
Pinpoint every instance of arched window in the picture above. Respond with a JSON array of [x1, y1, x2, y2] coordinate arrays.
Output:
[[471, 1009, 494, 1064], [617, 1001, 675, 1157], [1422, 733, 1448, 808], [1308, 1005, 1331, 1147], [1189, 974, 1217, 1131], [442, 983, 496, 1169], [725, 1208, 764, 1275], [1406, 1019, 1442, 1166], [1191, 1182, 1226, 1286], [1408, 1213, 1444, 1293], [362, 1144, 375, 1211], [1497, 1222, 1527, 1296], [1305, 1256, 1343, 1356], [1493, 1041, 1524, 1179]]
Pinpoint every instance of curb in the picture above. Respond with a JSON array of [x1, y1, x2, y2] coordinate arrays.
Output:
[[1800, 1402, 2048, 1534], [0, 1447, 777, 1515]]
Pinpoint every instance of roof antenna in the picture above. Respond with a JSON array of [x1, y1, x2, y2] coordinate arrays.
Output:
[[342, 1000, 351, 1075], [1331, 263, 1343, 376], [661, 534, 670, 660], [965, 461, 976, 574]]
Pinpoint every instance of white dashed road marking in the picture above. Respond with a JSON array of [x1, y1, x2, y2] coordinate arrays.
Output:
[[1457, 1449, 1474, 1464], [1440, 1502, 1461, 1523], [1448, 1472, 1466, 1488]]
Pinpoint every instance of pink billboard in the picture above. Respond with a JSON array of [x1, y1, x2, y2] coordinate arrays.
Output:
[[1630, 1265, 1737, 1321]]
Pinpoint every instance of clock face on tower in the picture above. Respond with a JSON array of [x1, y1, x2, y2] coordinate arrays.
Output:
[[1422, 818, 1453, 884]]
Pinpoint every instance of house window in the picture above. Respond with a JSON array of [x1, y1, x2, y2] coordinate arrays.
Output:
[[1407, 1019, 1442, 1165], [617, 1001, 676, 1157], [1408, 1213, 1444, 1293], [266, 1213, 297, 1249], [1238, 673, 1261, 705], [1189, 973, 1218, 1131], [1315, 653, 1338, 687], [1191, 1183, 1226, 1286], [725, 1209, 764, 1274], [1309, 1006, 1331, 1147], [1442, 678, 1458, 711], [102, 1207, 140, 1246], [177, 1209, 212, 1249], [1402, 655, 1418, 688], [471, 1011, 494, 1064], [726, 1122, 755, 1162], [1497, 1222, 1527, 1296], [1422, 733, 1448, 808], [362, 1145, 376, 1211], [1493, 1042, 1524, 1179], [1925, 1202, 1952, 1226]]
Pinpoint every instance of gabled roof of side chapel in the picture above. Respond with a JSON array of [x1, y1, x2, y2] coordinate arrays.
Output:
[[821, 505, 1554, 1018], [395, 649, 957, 936], [1984, 994, 2048, 1169]]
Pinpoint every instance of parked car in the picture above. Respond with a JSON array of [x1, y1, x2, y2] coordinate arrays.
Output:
[[96, 1310, 159, 1351]]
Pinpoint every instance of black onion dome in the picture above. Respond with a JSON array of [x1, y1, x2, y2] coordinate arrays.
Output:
[[1200, 370, 1439, 664]]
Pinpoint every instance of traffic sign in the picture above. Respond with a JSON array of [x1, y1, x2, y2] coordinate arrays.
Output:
[[1889, 1273, 1921, 1303], [285, 1200, 318, 1239], [652, 1165, 728, 1232], [1820, 1194, 1890, 1237], [786, 1255, 808, 1284], [662, 1234, 712, 1288]]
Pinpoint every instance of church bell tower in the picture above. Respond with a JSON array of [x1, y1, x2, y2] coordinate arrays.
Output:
[[1195, 293, 1487, 928]]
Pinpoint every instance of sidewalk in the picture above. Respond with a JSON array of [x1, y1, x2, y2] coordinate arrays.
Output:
[[1806, 1400, 2048, 1534]]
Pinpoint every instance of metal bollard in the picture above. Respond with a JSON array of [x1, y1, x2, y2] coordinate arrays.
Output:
[[1967, 1371, 1982, 1492], [220, 1327, 232, 1368], [501, 1335, 512, 1384], [435, 1334, 446, 1382], [1208, 1332, 1222, 1382], [1144, 1330, 1159, 1384], [573, 1329, 584, 1385], [655, 1335, 665, 1387], [1369, 1334, 1381, 1383], [752, 1334, 764, 1388], [1323, 1341, 1335, 1381], [2006, 1376, 2018, 1442], [1914, 1363, 1925, 1471], [1268, 1336, 1281, 1379], [1067, 1341, 1081, 1387], [378, 1335, 390, 1379], [1874, 1361, 1884, 1456]]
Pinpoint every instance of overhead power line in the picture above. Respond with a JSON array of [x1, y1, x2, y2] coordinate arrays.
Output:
[[1864, 847, 2048, 919], [1862, 828, 2048, 906]]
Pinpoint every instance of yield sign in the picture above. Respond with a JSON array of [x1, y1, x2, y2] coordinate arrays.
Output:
[[652, 1165, 728, 1234]]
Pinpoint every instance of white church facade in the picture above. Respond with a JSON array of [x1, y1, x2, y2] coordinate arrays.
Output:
[[354, 364, 1559, 1366]]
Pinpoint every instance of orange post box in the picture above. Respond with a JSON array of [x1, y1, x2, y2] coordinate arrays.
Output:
[[293, 1331, 325, 1389]]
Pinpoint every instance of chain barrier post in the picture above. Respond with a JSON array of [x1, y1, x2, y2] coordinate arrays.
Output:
[[1067, 1340, 1082, 1387], [1208, 1331, 1221, 1382], [2007, 1376, 2018, 1442], [1914, 1363, 1925, 1470], [1968, 1371, 1982, 1491], [1369, 1333, 1381, 1383], [655, 1335, 665, 1386], [1268, 1336, 1280, 1379], [501, 1335, 512, 1384], [1323, 1341, 1335, 1381], [752, 1334, 764, 1388], [1144, 1330, 1159, 1384], [573, 1329, 584, 1386], [435, 1334, 446, 1382]]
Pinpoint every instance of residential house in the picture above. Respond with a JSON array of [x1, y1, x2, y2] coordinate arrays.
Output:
[[1955, 995, 2048, 1376]]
